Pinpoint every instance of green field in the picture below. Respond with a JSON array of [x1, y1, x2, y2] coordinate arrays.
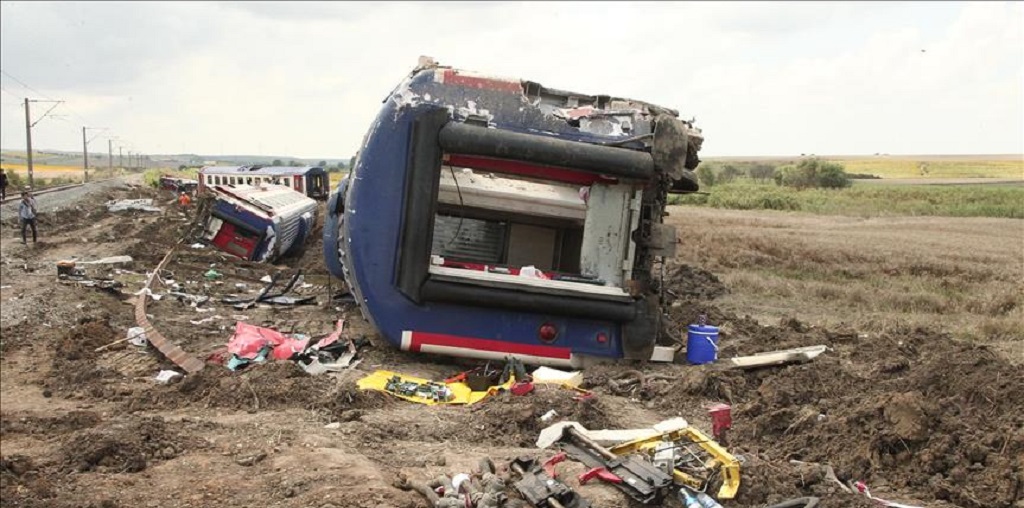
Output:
[[670, 181, 1024, 218], [839, 158, 1022, 179], [704, 155, 1023, 179]]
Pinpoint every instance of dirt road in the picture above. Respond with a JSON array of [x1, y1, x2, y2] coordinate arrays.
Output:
[[1, 185, 1020, 508]]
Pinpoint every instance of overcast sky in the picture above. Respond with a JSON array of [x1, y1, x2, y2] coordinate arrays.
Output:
[[1, 1, 1021, 159]]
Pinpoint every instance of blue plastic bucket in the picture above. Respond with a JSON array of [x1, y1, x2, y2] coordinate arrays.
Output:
[[686, 324, 719, 365]]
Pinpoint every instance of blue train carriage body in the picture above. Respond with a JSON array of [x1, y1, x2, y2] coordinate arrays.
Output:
[[203, 184, 319, 263], [198, 165, 331, 200], [324, 57, 704, 367]]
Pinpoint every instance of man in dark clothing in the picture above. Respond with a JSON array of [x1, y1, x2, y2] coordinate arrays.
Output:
[[19, 190, 38, 244], [0, 169, 8, 201]]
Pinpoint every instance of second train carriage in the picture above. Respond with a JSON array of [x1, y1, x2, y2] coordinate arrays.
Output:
[[198, 165, 331, 200]]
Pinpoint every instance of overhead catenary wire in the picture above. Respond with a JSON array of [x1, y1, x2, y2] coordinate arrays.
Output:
[[1, 68, 131, 151]]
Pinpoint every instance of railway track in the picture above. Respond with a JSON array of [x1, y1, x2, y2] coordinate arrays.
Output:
[[0, 177, 121, 203]]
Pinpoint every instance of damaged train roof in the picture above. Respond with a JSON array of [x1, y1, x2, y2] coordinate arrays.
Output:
[[384, 56, 704, 157]]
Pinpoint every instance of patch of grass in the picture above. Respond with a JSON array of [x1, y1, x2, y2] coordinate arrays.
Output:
[[670, 181, 1024, 218], [328, 171, 349, 186], [838, 158, 1023, 179], [704, 156, 1023, 179], [667, 208, 1024, 360]]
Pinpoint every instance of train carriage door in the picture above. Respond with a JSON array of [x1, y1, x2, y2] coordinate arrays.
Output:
[[293, 175, 304, 194]]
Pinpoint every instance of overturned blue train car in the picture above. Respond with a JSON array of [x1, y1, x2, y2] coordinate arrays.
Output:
[[324, 57, 704, 367], [202, 184, 318, 263]]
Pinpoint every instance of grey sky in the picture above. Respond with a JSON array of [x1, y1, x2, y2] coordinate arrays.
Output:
[[1, 1, 1021, 158]]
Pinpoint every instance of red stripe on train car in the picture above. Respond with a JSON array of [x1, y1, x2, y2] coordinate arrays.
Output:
[[409, 332, 572, 360], [446, 154, 618, 186]]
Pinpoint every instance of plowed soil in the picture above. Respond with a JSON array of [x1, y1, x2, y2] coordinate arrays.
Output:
[[1, 183, 1021, 508]]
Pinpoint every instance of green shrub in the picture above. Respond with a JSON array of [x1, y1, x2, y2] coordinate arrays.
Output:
[[718, 164, 743, 184], [775, 158, 851, 189], [748, 163, 777, 183], [4, 170, 24, 189], [696, 164, 716, 187]]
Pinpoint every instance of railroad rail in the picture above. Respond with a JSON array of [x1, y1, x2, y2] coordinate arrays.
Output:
[[0, 177, 123, 204]]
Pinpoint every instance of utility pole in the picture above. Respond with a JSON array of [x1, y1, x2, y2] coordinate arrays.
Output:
[[24, 98, 33, 188], [22, 98, 64, 189], [82, 126, 89, 182], [81, 127, 106, 182], [118, 147, 123, 168], [108, 139, 113, 170]]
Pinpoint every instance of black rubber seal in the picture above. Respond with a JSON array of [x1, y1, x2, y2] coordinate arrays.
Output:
[[438, 122, 655, 180]]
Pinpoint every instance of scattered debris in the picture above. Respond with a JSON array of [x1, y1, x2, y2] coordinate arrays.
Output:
[[649, 345, 677, 363], [134, 242, 206, 374], [357, 361, 523, 405], [531, 366, 583, 388], [555, 425, 673, 504], [855, 482, 925, 508], [707, 403, 732, 445], [222, 270, 311, 309], [154, 370, 182, 384], [607, 419, 741, 500], [679, 486, 723, 508], [188, 315, 223, 326], [76, 255, 134, 266], [716, 345, 827, 370], [106, 198, 162, 212], [509, 454, 591, 508], [234, 452, 266, 467], [220, 319, 363, 374]]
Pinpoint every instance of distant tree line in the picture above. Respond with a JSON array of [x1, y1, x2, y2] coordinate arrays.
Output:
[[695, 158, 852, 190]]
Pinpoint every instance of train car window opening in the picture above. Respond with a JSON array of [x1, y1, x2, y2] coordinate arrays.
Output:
[[429, 164, 636, 289]]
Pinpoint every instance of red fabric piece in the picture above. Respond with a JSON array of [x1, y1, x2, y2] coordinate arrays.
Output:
[[227, 322, 291, 358], [271, 337, 310, 360]]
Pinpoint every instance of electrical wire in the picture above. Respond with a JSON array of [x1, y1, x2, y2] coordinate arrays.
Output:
[[1, 68, 125, 147], [441, 164, 466, 252], [765, 497, 820, 508]]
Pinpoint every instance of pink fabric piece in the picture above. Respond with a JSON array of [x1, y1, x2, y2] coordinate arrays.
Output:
[[226, 322, 289, 358], [271, 337, 310, 360]]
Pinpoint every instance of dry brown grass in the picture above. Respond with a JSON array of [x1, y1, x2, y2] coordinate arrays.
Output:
[[667, 207, 1023, 362]]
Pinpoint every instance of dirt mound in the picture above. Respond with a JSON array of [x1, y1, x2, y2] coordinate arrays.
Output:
[[355, 386, 610, 452], [0, 411, 102, 437], [44, 317, 121, 397], [126, 362, 388, 415], [58, 416, 203, 474], [663, 262, 730, 301], [652, 309, 1024, 506]]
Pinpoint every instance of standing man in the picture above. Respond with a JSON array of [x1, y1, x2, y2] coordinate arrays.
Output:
[[0, 169, 8, 201], [19, 190, 38, 244], [178, 191, 192, 207]]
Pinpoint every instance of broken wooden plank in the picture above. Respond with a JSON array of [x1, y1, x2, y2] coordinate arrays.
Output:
[[716, 345, 827, 370]]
